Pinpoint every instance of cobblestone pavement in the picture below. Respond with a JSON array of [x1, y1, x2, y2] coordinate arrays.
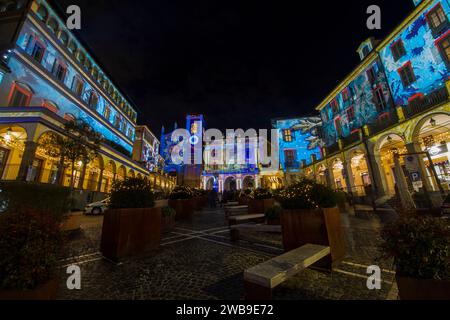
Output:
[[57, 207, 398, 300]]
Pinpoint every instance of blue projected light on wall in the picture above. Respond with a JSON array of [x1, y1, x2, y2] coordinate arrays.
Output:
[[320, 58, 394, 147], [274, 117, 323, 172], [379, 0, 450, 106]]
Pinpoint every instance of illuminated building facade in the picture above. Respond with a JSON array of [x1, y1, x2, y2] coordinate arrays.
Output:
[[302, 0, 450, 204], [272, 117, 323, 185], [202, 135, 261, 193], [0, 0, 175, 202]]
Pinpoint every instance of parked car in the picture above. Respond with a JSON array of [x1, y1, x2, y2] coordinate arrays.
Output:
[[84, 198, 109, 215], [442, 194, 450, 216]]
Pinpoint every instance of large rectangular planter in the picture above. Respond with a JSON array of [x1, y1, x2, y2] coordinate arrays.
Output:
[[169, 199, 195, 220], [248, 199, 275, 214], [100, 207, 162, 262], [397, 276, 450, 300], [281, 207, 346, 269], [0, 278, 59, 300]]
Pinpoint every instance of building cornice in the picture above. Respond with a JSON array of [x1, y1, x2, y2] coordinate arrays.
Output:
[[27, 12, 137, 125], [0, 107, 149, 175], [14, 49, 134, 146], [315, 0, 434, 112]]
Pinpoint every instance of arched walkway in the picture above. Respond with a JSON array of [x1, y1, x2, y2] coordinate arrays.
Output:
[[206, 177, 215, 190], [243, 176, 255, 190], [412, 113, 450, 192], [224, 176, 237, 192], [331, 158, 346, 191], [375, 134, 407, 196]]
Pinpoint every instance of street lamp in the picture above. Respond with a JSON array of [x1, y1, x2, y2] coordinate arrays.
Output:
[[429, 118, 437, 127]]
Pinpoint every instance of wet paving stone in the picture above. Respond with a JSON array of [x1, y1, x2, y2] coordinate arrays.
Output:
[[57, 207, 397, 300]]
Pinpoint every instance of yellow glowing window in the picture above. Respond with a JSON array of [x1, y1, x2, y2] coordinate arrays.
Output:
[[283, 129, 293, 142], [191, 122, 198, 134]]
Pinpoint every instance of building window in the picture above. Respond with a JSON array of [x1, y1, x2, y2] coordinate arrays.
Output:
[[284, 150, 296, 167], [367, 66, 376, 84], [335, 117, 342, 137], [8, 83, 32, 107], [373, 86, 387, 112], [64, 113, 76, 122], [47, 18, 58, 34], [346, 107, 355, 122], [71, 76, 84, 97], [88, 92, 99, 109], [52, 60, 67, 82], [342, 88, 350, 102], [58, 31, 69, 46], [330, 99, 339, 114], [437, 33, 450, 66], [398, 62, 416, 87], [283, 129, 293, 142], [114, 115, 121, 128], [391, 39, 406, 62], [103, 106, 111, 120], [42, 100, 59, 113], [426, 3, 449, 37], [362, 46, 370, 58], [31, 40, 45, 63]]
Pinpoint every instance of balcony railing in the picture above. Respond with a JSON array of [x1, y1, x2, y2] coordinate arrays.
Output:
[[342, 130, 361, 148], [404, 86, 449, 119], [284, 161, 300, 170], [367, 108, 399, 136], [326, 142, 340, 155]]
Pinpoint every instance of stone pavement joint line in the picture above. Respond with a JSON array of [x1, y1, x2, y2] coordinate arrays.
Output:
[[56, 207, 397, 300]]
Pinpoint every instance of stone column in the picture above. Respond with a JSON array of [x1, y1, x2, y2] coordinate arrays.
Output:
[[366, 154, 387, 197], [77, 162, 87, 190], [343, 159, 356, 195], [97, 169, 104, 192], [325, 166, 336, 190], [17, 141, 38, 182]]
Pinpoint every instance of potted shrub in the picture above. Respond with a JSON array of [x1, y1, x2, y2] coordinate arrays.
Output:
[[0, 208, 62, 300], [100, 177, 161, 262], [238, 189, 252, 205], [380, 215, 450, 300], [248, 188, 275, 214], [162, 206, 176, 233], [0, 182, 72, 230], [265, 205, 282, 225], [168, 186, 196, 220], [277, 179, 346, 269]]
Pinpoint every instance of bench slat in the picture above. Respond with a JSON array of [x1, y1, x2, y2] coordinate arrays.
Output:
[[230, 224, 281, 233], [244, 244, 330, 288], [229, 214, 265, 221]]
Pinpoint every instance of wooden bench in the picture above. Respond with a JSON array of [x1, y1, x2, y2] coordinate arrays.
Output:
[[224, 205, 248, 218], [244, 244, 331, 300], [230, 223, 281, 241], [223, 202, 239, 207], [228, 214, 265, 226]]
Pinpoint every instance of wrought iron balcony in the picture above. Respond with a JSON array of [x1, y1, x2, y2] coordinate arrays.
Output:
[[367, 108, 399, 136], [326, 142, 341, 155], [342, 130, 361, 148], [284, 161, 300, 170], [404, 86, 449, 119]]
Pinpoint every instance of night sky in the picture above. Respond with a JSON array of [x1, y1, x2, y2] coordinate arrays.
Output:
[[54, 0, 414, 134]]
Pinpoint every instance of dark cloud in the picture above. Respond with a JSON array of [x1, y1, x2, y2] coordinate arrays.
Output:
[[54, 0, 414, 133]]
